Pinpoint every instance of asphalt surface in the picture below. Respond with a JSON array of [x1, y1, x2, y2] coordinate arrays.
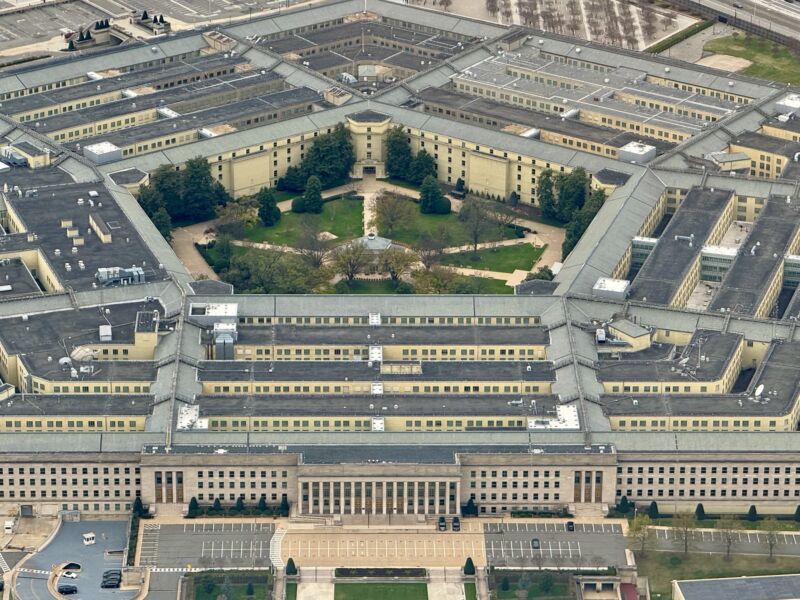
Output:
[[695, 0, 800, 40], [483, 522, 628, 568], [138, 522, 275, 569], [651, 526, 800, 557], [0, 1, 106, 51], [142, 572, 181, 600], [16, 520, 135, 600]]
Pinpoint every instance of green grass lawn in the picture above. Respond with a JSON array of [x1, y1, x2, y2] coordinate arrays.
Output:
[[335, 280, 399, 294], [285, 582, 297, 600], [464, 582, 477, 600], [192, 573, 270, 600], [491, 572, 573, 599], [334, 583, 428, 600], [244, 196, 363, 246], [463, 276, 513, 294], [386, 208, 519, 248], [438, 244, 545, 273], [704, 34, 800, 84], [638, 552, 800, 599], [383, 177, 421, 192]]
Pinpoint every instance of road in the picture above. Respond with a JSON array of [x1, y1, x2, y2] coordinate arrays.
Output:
[[692, 0, 800, 40]]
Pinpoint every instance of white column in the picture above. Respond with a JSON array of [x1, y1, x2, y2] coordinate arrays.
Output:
[[413, 482, 419, 515], [297, 481, 303, 515], [361, 480, 366, 514], [392, 482, 398, 514], [350, 481, 356, 515], [424, 482, 429, 515], [371, 481, 377, 514], [340, 481, 345, 515], [434, 481, 440, 515], [455, 480, 461, 515], [382, 481, 387, 515]]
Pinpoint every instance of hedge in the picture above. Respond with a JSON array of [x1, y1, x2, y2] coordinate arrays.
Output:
[[646, 19, 715, 54]]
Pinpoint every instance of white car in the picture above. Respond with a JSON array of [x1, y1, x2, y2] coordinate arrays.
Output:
[[61, 572, 78, 579]]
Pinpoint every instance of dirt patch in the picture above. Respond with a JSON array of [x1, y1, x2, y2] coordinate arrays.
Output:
[[696, 53, 752, 71]]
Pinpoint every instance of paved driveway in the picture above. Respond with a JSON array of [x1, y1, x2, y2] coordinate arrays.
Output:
[[16, 520, 135, 600]]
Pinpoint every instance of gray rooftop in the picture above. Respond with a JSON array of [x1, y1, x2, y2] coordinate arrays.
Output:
[[675, 574, 800, 600]]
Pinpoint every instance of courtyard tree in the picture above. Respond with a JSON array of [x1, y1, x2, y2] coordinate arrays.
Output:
[[372, 191, 414, 235], [385, 127, 414, 181], [525, 266, 555, 281], [301, 176, 324, 214], [562, 188, 605, 258], [151, 207, 173, 241], [419, 175, 450, 215], [332, 242, 372, 283], [294, 218, 329, 268], [409, 150, 437, 186], [418, 230, 449, 269], [257, 187, 281, 226], [379, 247, 418, 282], [537, 169, 557, 221], [459, 198, 491, 253], [278, 123, 354, 192], [182, 156, 222, 222]]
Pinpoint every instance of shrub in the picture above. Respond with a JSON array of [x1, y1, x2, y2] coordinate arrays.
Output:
[[286, 558, 297, 576], [463, 557, 475, 575], [648, 501, 659, 519], [695, 503, 706, 520], [617, 496, 630, 514], [187, 497, 199, 518], [747, 505, 759, 522]]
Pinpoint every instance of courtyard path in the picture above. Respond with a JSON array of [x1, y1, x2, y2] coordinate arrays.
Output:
[[170, 220, 219, 281]]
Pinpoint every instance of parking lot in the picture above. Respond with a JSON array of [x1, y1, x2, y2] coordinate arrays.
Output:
[[16, 520, 135, 600], [651, 526, 800, 556], [138, 522, 275, 569], [484, 522, 628, 568], [282, 530, 486, 568], [120, 0, 286, 22], [0, 0, 108, 52]]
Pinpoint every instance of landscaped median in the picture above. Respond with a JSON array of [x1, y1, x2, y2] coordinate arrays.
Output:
[[184, 570, 272, 600]]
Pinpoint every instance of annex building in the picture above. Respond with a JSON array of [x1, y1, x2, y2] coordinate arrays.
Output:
[[0, 0, 798, 520]]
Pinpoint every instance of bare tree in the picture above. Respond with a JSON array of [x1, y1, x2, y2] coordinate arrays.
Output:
[[371, 191, 414, 236], [628, 514, 652, 556], [418, 229, 449, 269], [459, 199, 491, 254], [762, 517, 781, 560], [673, 512, 695, 554], [717, 516, 738, 560], [295, 217, 329, 268]]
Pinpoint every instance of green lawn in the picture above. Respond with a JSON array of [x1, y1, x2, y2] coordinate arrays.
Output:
[[386, 208, 519, 248], [491, 572, 574, 599], [704, 34, 800, 84], [438, 244, 545, 273], [383, 177, 421, 191], [334, 583, 428, 600], [463, 276, 514, 294], [335, 280, 399, 294], [638, 552, 800, 599], [244, 196, 364, 246], [464, 582, 477, 600], [285, 582, 297, 600], [192, 573, 270, 600]]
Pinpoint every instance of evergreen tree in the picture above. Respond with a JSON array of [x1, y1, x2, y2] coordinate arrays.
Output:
[[213, 235, 233, 272], [180, 157, 218, 222], [617, 496, 630, 514], [695, 503, 706, 520], [277, 124, 354, 191], [234, 497, 245, 513], [507, 191, 519, 206], [455, 178, 465, 192], [385, 127, 414, 181], [78, 30, 85, 41], [648, 501, 660, 520], [562, 188, 605, 259], [141, 9, 149, 19], [246, 581, 254, 596], [151, 207, 172, 241], [500, 577, 510, 592], [150, 165, 182, 219], [409, 150, 436, 186], [257, 496, 267, 513], [133, 497, 144, 516], [67, 39, 75, 51], [746, 505, 759, 522], [302, 176, 323, 214], [187, 497, 199, 518], [555, 167, 588, 222], [464, 498, 477, 516], [419, 175, 446, 214], [463, 557, 475, 575], [285, 558, 297, 576], [537, 169, 557, 221], [280, 495, 290, 517], [291, 195, 306, 213], [84, 29, 92, 40], [212, 498, 222, 513], [256, 187, 281, 226], [794, 506, 800, 522]]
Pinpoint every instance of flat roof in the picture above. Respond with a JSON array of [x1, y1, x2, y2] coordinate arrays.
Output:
[[0, 257, 41, 298], [710, 196, 800, 315], [0, 394, 152, 416], [675, 574, 800, 600], [630, 187, 734, 305], [233, 324, 550, 346], [197, 360, 556, 382], [732, 130, 800, 157]]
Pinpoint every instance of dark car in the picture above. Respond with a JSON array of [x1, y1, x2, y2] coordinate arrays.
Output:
[[452, 517, 461, 531], [566, 521, 575, 532], [438, 516, 447, 531], [103, 569, 121, 578], [531, 538, 541, 549], [58, 584, 78, 595]]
